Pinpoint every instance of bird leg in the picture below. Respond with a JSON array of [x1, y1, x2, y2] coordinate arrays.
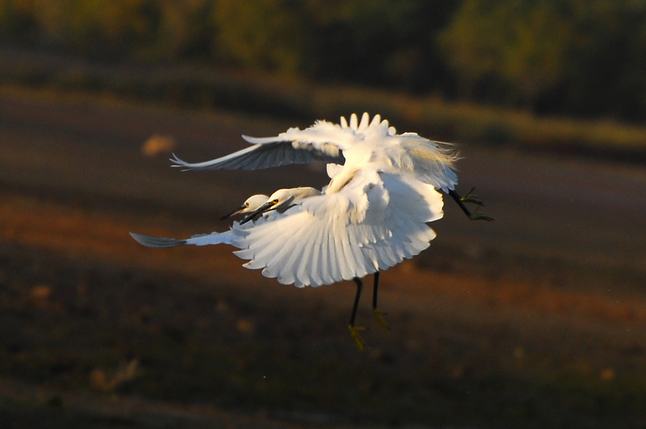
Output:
[[348, 278, 366, 351], [448, 189, 494, 222], [371, 272, 390, 331]]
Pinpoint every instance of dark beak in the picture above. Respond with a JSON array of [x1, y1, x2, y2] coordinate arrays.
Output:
[[220, 206, 245, 220], [240, 201, 274, 224]]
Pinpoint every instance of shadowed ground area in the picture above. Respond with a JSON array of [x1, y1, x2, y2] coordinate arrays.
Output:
[[0, 88, 644, 428]]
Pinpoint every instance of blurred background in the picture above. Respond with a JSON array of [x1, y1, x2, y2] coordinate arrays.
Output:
[[1, 1, 645, 427]]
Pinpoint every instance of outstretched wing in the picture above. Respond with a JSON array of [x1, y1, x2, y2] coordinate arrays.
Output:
[[130, 230, 235, 248], [232, 170, 443, 287], [169, 112, 398, 172], [170, 120, 353, 171]]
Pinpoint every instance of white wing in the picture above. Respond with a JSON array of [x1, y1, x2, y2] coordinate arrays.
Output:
[[170, 141, 342, 171], [169, 113, 397, 172], [171, 111, 459, 190], [130, 230, 235, 248], [232, 170, 443, 287], [170, 120, 354, 171]]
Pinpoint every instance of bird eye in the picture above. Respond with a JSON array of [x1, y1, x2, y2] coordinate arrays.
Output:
[[272, 199, 279, 204]]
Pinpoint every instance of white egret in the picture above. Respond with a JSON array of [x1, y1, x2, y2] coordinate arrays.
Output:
[[139, 113, 491, 350], [220, 194, 269, 220]]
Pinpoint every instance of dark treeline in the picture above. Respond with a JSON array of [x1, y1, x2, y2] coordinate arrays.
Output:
[[1, 0, 644, 121]]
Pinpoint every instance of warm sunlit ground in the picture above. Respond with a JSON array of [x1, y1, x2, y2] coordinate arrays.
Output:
[[1, 87, 645, 428]]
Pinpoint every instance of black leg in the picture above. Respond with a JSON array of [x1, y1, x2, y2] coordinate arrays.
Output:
[[348, 278, 366, 351], [372, 272, 380, 310], [449, 189, 473, 218], [349, 277, 363, 326], [371, 272, 390, 331]]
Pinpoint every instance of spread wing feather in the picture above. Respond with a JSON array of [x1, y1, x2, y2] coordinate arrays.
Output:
[[130, 230, 235, 248], [170, 141, 341, 171], [169, 113, 459, 193], [169, 119, 357, 171], [232, 171, 443, 287]]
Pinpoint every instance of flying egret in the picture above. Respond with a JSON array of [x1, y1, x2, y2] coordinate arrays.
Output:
[[139, 113, 491, 349]]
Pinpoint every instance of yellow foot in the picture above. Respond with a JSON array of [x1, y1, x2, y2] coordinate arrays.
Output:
[[372, 309, 391, 331], [347, 325, 366, 351]]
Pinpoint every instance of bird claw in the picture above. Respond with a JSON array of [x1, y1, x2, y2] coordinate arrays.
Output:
[[348, 325, 366, 351], [460, 187, 484, 206], [372, 309, 390, 331]]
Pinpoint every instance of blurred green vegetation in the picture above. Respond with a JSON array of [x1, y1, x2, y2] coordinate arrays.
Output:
[[3, 50, 646, 161], [1, 0, 644, 122]]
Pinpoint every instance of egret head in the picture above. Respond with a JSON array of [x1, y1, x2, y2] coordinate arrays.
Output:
[[240, 187, 320, 224], [220, 194, 268, 220]]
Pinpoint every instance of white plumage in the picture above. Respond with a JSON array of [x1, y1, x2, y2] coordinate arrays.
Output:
[[161, 113, 458, 286], [232, 171, 443, 287], [171, 112, 458, 191]]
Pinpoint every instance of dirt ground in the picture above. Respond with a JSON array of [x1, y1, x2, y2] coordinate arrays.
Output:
[[0, 87, 644, 428]]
